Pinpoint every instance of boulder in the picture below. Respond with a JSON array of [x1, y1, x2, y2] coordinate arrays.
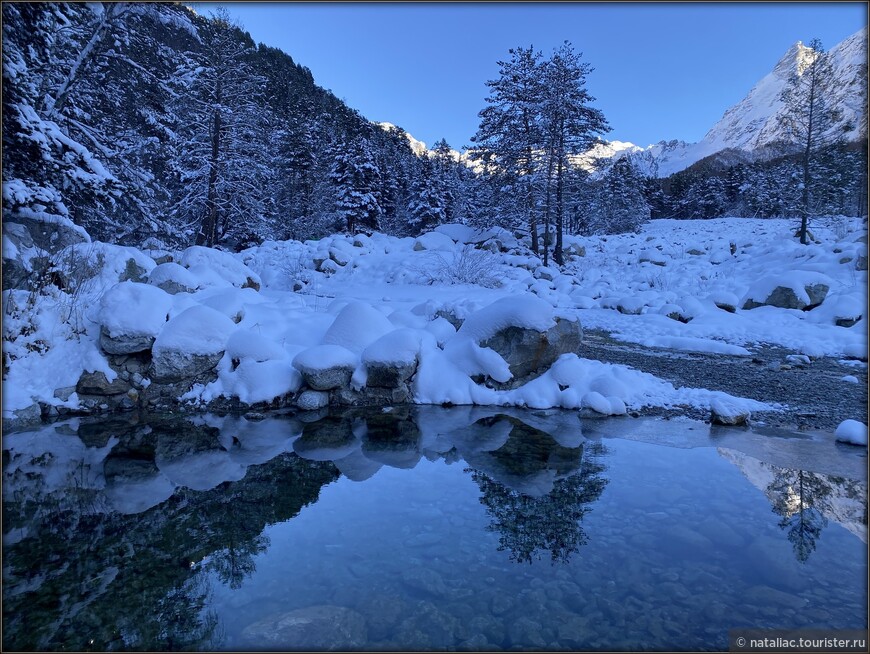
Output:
[[119, 257, 149, 283], [297, 390, 330, 411], [335, 385, 411, 406], [8, 215, 88, 253], [240, 605, 367, 650], [293, 345, 357, 391], [97, 282, 173, 354], [434, 309, 464, 330], [857, 255, 868, 271], [100, 327, 156, 355], [743, 283, 830, 311], [365, 360, 417, 388], [76, 371, 131, 396], [710, 398, 750, 426], [147, 262, 197, 295], [565, 242, 586, 258], [481, 317, 582, 387], [361, 328, 422, 388], [151, 350, 224, 383], [149, 305, 235, 382]]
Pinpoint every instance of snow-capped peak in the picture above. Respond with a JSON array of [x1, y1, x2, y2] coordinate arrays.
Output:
[[592, 27, 867, 178]]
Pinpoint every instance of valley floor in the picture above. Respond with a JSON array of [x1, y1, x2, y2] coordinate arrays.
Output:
[[3, 215, 867, 442], [580, 328, 868, 431]]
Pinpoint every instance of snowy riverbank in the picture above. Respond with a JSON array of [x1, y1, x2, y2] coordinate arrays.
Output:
[[3, 216, 867, 434]]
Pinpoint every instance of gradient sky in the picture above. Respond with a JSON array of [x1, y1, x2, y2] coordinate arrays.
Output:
[[191, 2, 867, 150]]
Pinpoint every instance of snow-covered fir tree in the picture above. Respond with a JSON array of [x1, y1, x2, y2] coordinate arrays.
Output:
[[329, 136, 382, 235]]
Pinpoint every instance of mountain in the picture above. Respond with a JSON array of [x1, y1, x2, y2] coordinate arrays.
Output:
[[600, 27, 868, 178]]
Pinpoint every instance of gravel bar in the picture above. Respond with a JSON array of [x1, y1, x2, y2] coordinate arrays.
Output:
[[581, 328, 868, 432]]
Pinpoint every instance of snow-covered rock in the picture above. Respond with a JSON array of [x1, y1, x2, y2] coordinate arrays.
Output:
[[835, 419, 868, 446], [147, 262, 198, 295], [180, 245, 261, 290], [150, 305, 236, 382], [448, 296, 583, 387], [97, 282, 173, 354], [361, 328, 423, 388], [741, 272, 834, 310], [711, 397, 751, 426], [413, 231, 456, 252], [293, 344, 358, 390]]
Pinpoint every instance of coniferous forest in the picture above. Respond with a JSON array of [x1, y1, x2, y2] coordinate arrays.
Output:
[[4, 3, 865, 258]]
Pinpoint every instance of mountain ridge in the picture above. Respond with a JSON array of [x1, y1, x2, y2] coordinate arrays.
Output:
[[598, 27, 867, 178]]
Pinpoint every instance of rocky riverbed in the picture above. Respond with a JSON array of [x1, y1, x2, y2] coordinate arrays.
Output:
[[581, 329, 868, 432]]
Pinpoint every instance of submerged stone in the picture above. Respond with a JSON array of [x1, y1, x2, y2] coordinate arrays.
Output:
[[240, 605, 367, 650]]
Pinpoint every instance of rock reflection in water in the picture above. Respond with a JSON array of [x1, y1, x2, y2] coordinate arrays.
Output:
[[3, 410, 867, 652], [3, 414, 338, 651]]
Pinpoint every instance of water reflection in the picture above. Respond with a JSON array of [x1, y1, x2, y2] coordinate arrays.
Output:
[[3, 414, 338, 651], [463, 416, 608, 564], [3, 411, 867, 651], [718, 447, 868, 562]]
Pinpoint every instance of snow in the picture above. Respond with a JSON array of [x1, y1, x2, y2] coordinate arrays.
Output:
[[835, 419, 868, 446], [362, 328, 424, 365], [321, 301, 395, 354], [96, 281, 172, 338], [4, 216, 865, 436], [293, 344, 358, 373], [152, 304, 236, 356]]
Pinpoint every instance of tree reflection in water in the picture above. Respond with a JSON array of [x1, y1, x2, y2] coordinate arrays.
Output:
[[768, 469, 835, 563], [465, 417, 608, 564]]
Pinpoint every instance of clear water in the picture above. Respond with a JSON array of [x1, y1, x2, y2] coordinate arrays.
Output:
[[3, 408, 867, 651]]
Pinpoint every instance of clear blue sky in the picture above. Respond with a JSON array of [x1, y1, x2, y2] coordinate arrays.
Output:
[[191, 2, 866, 150]]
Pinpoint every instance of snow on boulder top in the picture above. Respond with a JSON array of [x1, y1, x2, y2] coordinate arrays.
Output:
[[148, 262, 197, 290], [179, 245, 261, 288], [434, 223, 482, 244], [362, 328, 423, 365], [835, 419, 868, 446], [225, 330, 288, 363], [197, 287, 268, 322], [293, 344, 358, 373], [322, 301, 395, 354], [97, 281, 173, 338], [455, 295, 557, 343], [152, 304, 236, 356], [414, 231, 457, 252], [741, 270, 835, 307]]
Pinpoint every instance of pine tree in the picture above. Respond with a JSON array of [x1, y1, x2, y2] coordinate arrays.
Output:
[[593, 158, 650, 233], [171, 8, 271, 248], [472, 46, 546, 253], [408, 157, 447, 232], [779, 38, 836, 243], [329, 136, 382, 235], [539, 42, 609, 265]]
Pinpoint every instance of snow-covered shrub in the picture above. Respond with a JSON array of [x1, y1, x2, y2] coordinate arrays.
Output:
[[424, 245, 501, 289]]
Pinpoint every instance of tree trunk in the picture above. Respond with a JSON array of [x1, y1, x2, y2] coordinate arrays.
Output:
[[799, 61, 818, 245], [525, 145, 539, 255], [198, 97, 222, 247], [543, 145, 555, 268], [554, 130, 565, 266]]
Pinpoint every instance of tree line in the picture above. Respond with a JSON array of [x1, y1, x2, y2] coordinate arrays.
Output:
[[2, 3, 864, 258]]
